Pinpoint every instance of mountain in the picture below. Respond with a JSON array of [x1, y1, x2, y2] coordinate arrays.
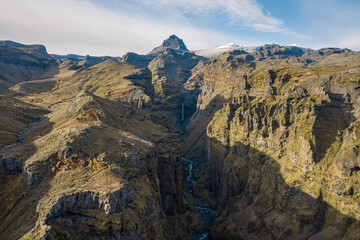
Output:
[[0, 40, 47, 53], [1, 36, 360, 240], [216, 43, 246, 49], [149, 34, 189, 55], [0, 40, 124, 91], [195, 42, 312, 58], [122, 34, 190, 69], [148, 49, 205, 96], [0, 44, 57, 90], [121, 52, 155, 69], [50, 53, 84, 60]]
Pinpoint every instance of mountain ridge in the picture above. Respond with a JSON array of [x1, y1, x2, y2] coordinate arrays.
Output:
[[0, 40, 47, 53]]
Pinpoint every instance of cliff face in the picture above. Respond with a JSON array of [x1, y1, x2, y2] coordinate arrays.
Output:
[[148, 49, 204, 96], [0, 45, 57, 90], [185, 50, 360, 239], [0, 41, 47, 53], [1, 36, 360, 240], [0, 56, 200, 239]]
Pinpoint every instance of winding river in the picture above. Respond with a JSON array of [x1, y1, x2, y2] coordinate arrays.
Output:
[[182, 157, 214, 240]]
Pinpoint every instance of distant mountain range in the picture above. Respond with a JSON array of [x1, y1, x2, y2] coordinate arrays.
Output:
[[0, 36, 350, 62], [195, 42, 312, 58]]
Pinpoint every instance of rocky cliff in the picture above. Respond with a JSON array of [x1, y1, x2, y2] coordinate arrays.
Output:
[[1, 36, 360, 240], [184, 48, 360, 239], [0, 41, 47, 53], [0, 45, 57, 90]]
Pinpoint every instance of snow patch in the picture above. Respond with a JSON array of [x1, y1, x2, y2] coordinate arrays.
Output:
[[286, 43, 302, 47], [217, 43, 246, 49]]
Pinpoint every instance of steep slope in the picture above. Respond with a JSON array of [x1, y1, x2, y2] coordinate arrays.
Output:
[[65, 55, 119, 70], [149, 35, 189, 55], [0, 40, 47, 53], [0, 96, 49, 148], [0, 44, 57, 90], [148, 49, 205, 96], [6, 60, 151, 109], [122, 52, 155, 69], [122, 35, 189, 69], [183, 49, 360, 239], [0, 53, 203, 239]]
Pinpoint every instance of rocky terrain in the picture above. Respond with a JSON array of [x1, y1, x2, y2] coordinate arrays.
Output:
[[0, 35, 360, 239]]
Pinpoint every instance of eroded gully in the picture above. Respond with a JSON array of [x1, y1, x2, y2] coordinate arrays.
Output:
[[0, 117, 40, 153]]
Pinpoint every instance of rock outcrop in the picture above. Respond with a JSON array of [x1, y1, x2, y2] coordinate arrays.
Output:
[[148, 49, 205, 96], [122, 52, 155, 69], [149, 34, 189, 55]]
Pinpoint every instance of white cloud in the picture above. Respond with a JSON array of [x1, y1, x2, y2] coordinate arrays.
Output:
[[128, 0, 292, 33], [0, 0, 239, 55], [330, 34, 360, 51]]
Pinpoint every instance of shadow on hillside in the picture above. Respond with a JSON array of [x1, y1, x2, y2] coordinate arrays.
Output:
[[182, 95, 359, 240], [312, 93, 355, 163], [207, 137, 360, 239], [0, 57, 60, 93], [0, 114, 55, 239], [181, 91, 360, 239], [182, 95, 226, 162]]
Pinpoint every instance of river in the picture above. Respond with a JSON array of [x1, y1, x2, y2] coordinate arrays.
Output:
[[182, 157, 214, 240]]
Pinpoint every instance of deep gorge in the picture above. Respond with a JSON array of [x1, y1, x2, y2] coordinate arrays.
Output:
[[1, 36, 360, 240]]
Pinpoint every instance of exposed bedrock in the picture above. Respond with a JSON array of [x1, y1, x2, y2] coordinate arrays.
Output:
[[202, 94, 360, 239], [44, 186, 135, 221]]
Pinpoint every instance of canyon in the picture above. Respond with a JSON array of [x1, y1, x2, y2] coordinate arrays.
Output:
[[0, 35, 360, 239]]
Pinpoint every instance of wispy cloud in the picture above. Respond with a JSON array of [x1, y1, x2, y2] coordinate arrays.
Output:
[[125, 0, 294, 34], [0, 0, 238, 55], [329, 34, 360, 51], [0, 0, 305, 55]]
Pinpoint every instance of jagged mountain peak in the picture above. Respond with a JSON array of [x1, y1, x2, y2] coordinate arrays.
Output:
[[148, 34, 188, 55], [162, 35, 188, 51]]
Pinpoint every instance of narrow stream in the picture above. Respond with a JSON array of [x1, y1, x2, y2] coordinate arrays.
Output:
[[183, 157, 197, 186], [0, 117, 40, 152], [182, 157, 214, 240]]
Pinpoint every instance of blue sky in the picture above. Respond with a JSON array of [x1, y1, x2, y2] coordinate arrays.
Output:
[[0, 0, 359, 55]]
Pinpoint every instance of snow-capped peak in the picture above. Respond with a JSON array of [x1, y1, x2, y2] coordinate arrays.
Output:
[[216, 43, 246, 49], [286, 43, 302, 47]]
